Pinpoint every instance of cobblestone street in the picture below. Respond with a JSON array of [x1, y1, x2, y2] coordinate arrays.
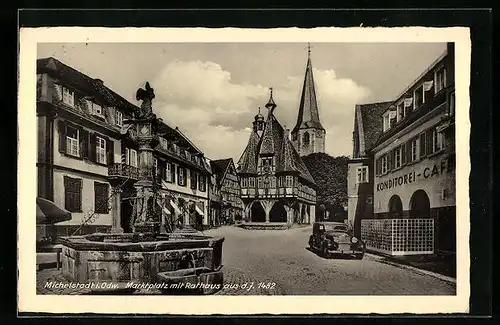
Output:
[[36, 225, 455, 296]]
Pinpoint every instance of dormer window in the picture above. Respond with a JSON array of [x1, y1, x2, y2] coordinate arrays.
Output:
[[383, 112, 391, 132], [115, 110, 123, 127], [396, 102, 405, 122], [434, 66, 447, 93], [88, 100, 104, 117], [62, 86, 75, 107], [413, 85, 424, 110]]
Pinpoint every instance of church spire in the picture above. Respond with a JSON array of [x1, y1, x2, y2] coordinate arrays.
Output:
[[292, 44, 325, 134]]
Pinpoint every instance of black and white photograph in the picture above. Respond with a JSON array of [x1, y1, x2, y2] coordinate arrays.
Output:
[[18, 27, 471, 314]]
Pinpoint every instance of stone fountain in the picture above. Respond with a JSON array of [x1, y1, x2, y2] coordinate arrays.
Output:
[[59, 82, 224, 295]]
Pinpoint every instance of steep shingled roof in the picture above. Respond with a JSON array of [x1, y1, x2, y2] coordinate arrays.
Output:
[[210, 158, 233, 186], [292, 55, 325, 134], [355, 101, 393, 156], [276, 130, 316, 184], [37, 57, 138, 114], [237, 130, 261, 174]]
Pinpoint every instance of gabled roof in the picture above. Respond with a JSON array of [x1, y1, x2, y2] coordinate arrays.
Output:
[[292, 55, 325, 134], [237, 130, 260, 174], [37, 57, 138, 114], [354, 101, 392, 157], [259, 114, 283, 156], [210, 158, 233, 186]]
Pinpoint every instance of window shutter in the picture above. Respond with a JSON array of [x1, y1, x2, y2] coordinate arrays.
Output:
[[426, 130, 433, 155], [177, 166, 181, 185], [89, 133, 97, 162], [184, 168, 188, 186], [419, 133, 426, 158], [401, 144, 407, 165], [106, 138, 114, 165], [58, 120, 66, 153], [376, 158, 381, 175], [80, 128, 90, 159], [121, 144, 126, 164], [387, 152, 393, 171], [172, 164, 176, 183]]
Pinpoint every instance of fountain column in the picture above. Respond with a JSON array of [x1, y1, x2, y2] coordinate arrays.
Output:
[[110, 184, 123, 233], [130, 82, 161, 234]]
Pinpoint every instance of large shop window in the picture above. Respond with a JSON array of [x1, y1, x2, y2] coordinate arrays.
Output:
[[356, 166, 369, 183], [64, 176, 82, 212], [94, 182, 109, 214]]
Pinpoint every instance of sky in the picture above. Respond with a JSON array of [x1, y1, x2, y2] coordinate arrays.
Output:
[[38, 42, 447, 161]]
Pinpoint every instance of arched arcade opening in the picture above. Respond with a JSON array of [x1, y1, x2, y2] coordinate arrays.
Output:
[[269, 201, 287, 222], [410, 190, 431, 218], [251, 201, 266, 222]]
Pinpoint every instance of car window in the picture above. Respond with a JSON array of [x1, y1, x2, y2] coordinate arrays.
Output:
[[328, 225, 348, 232]]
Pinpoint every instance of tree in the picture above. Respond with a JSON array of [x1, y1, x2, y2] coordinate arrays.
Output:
[[302, 153, 349, 219]]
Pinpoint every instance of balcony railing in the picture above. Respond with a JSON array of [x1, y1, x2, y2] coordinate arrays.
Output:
[[108, 163, 139, 180]]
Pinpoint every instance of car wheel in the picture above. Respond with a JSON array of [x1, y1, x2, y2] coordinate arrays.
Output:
[[308, 236, 314, 249]]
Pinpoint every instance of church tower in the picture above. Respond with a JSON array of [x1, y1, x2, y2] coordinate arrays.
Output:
[[291, 44, 326, 156]]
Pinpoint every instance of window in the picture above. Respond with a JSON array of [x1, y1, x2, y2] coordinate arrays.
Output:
[[178, 167, 186, 186], [159, 137, 168, 150], [449, 91, 455, 116], [286, 176, 294, 187], [381, 155, 388, 174], [303, 132, 310, 145], [62, 87, 75, 107], [435, 67, 447, 93], [165, 162, 172, 182], [64, 176, 82, 212], [87, 101, 104, 117], [94, 182, 109, 214], [278, 176, 284, 187], [356, 166, 369, 184], [411, 137, 419, 162], [413, 85, 424, 110], [383, 113, 391, 132], [419, 133, 427, 158], [396, 102, 405, 122], [96, 136, 107, 164], [125, 148, 138, 167], [249, 177, 255, 187], [190, 170, 198, 189], [394, 146, 402, 169], [241, 177, 248, 188], [116, 110, 123, 127], [258, 177, 263, 188], [198, 175, 206, 192], [271, 176, 276, 188], [432, 127, 443, 153], [66, 125, 80, 157]]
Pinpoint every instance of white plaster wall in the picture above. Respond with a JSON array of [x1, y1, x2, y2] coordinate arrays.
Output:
[[53, 169, 112, 226]]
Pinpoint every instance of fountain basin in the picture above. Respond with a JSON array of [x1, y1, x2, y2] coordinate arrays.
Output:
[[59, 232, 224, 294]]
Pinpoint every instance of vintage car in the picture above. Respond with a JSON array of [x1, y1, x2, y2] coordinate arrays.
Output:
[[308, 222, 365, 259]]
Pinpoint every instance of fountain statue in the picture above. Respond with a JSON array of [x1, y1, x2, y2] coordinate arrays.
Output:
[[58, 82, 224, 295]]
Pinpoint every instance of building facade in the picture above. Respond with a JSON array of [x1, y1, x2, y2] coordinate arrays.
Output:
[[205, 158, 222, 227], [291, 48, 326, 156], [347, 101, 392, 237], [37, 57, 211, 237], [348, 43, 456, 254], [210, 158, 244, 224], [237, 91, 317, 224]]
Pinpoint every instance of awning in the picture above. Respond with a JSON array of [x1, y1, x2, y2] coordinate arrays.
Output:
[[195, 204, 204, 216], [36, 197, 72, 224], [170, 200, 181, 214]]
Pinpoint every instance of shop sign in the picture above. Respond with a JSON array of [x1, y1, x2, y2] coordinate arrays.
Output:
[[376, 156, 454, 192]]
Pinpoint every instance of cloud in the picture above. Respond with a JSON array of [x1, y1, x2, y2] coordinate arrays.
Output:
[[152, 60, 370, 160]]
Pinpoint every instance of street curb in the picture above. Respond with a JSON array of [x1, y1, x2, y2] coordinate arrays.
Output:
[[366, 253, 457, 285]]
